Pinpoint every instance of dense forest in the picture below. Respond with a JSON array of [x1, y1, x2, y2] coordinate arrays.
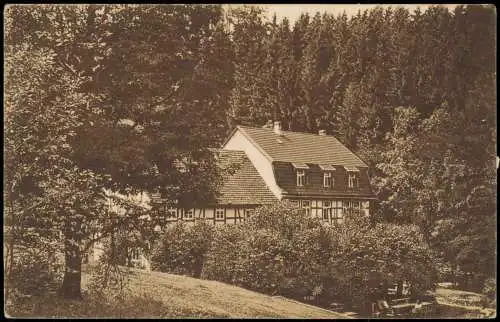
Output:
[[5, 4, 496, 300]]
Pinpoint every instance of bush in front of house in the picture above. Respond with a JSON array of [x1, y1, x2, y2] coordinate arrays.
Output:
[[150, 220, 215, 277], [203, 225, 287, 294], [149, 201, 438, 313], [202, 202, 438, 314], [325, 215, 439, 312], [201, 201, 336, 301]]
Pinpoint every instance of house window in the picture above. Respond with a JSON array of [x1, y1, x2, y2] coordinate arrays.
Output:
[[324, 172, 333, 188], [215, 208, 225, 220], [301, 200, 311, 216], [245, 209, 254, 218], [332, 206, 343, 224], [348, 172, 359, 188], [297, 169, 306, 186], [131, 248, 140, 260], [323, 201, 332, 221], [343, 200, 360, 216], [166, 208, 177, 219], [185, 209, 194, 219]]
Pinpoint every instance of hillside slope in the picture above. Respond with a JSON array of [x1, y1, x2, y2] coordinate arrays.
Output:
[[7, 267, 349, 318]]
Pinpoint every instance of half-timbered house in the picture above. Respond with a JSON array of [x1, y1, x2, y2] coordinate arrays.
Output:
[[153, 121, 376, 225]]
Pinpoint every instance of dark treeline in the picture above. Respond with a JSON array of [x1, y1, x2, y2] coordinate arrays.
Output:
[[229, 5, 495, 160]]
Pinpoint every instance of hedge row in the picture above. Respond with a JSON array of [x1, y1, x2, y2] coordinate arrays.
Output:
[[151, 201, 438, 312]]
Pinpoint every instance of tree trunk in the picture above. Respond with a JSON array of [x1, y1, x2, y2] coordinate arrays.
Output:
[[60, 235, 83, 300]]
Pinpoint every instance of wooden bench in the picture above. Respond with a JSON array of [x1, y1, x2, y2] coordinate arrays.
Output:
[[391, 297, 411, 305], [392, 302, 414, 316]]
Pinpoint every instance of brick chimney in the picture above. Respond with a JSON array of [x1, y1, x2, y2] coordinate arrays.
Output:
[[318, 129, 326, 136], [273, 121, 282, 135]]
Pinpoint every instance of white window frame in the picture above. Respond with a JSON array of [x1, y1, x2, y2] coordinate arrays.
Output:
[[343, 200, 361, 216], [245, 209, 254, 218], [348, 172, 358, 188], [301, 200, 311, 216], [166, 208, 177, 219], [132, 248, 140, 260], [323, 201, 332, 221], [332, 207, 342, 223], [297, 169, 306, 186], [185, 209, 194, 219], [324, 172, 333, 188], [331, 200, 343, 224], [215, 208, 225, 220]]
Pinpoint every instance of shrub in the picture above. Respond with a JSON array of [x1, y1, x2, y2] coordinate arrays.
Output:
[[202, 201, 336, 301], [99, 228, 152, 270], [152, 202, 438, 314], [326, 216, 439, 312], [151, 220, 215, 277], [203, 204, 438, 314], [5, 231, 64, 300], [87, 256, 131, 302], [198, 223, 247, 285]]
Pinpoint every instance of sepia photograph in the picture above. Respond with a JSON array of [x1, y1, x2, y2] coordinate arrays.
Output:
[[3, 3, 497, 319]]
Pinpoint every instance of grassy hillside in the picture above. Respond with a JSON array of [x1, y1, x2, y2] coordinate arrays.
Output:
[[6, 267, 350, 318]]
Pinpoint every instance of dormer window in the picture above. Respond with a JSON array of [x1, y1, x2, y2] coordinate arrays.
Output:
[[293, 163, 309, 187], [345, 167, 360, 189], [324, 172, 333, 188], [297, 169, 306, 186], [349, 173, 357, 188], [319, 164, 336, 188]]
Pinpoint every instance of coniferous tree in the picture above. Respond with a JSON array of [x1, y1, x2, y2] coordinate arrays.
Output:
[[300, 12, 328, 132], [263, 17, 299, 130], [228, 5, 269, 126]]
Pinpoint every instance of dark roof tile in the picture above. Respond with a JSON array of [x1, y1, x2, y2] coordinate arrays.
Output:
[[216, 149, 277, 205]]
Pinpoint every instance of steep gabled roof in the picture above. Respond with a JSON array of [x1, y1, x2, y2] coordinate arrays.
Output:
[[216, 149, 277, 205], [150, 150, 277, 206], [237, 126, 368, 168]]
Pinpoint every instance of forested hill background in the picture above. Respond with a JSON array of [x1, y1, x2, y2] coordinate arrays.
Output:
[[5, 4, 496, 293]]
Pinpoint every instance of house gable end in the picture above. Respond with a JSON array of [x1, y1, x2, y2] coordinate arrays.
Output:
[[222, 128, 285, 199]]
